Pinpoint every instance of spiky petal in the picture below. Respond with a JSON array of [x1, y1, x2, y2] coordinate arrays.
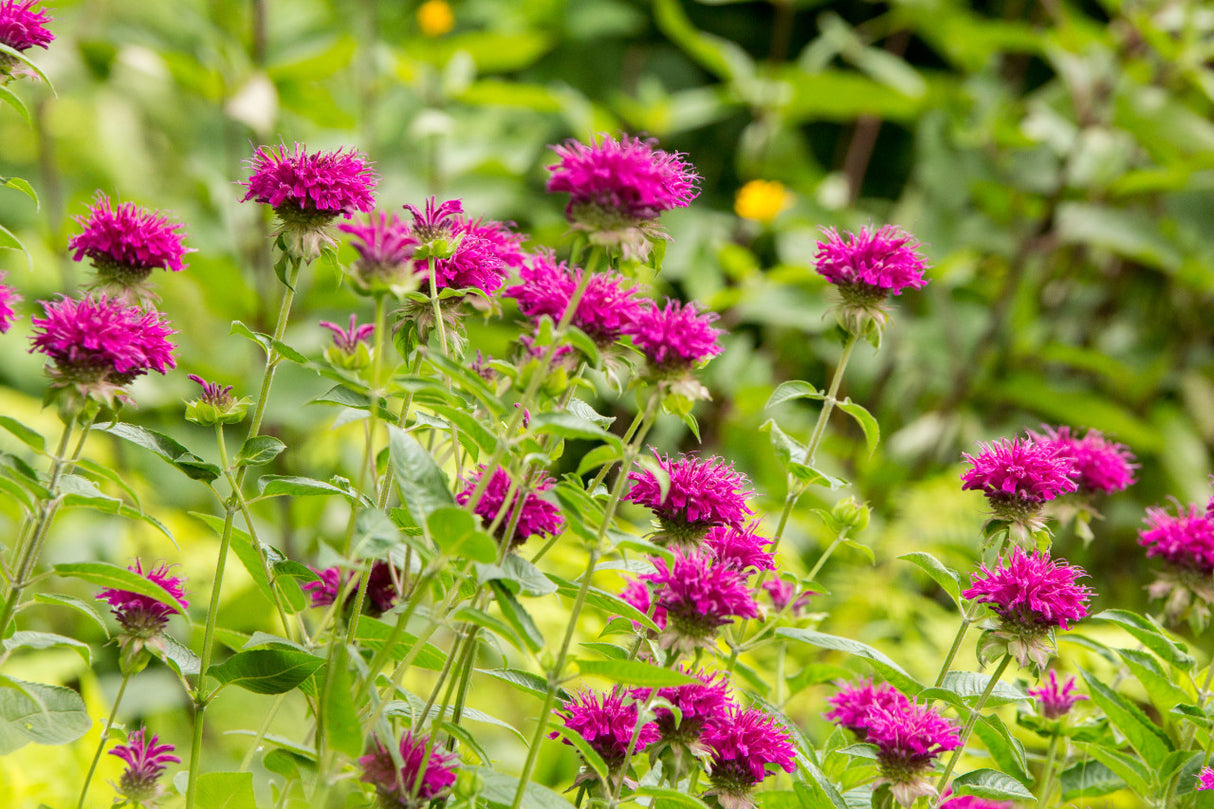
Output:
[[623, 298, 722, 376], [0, 1, 52, 56], [625, 451, 752, 547], [0, 271, 20, 333], [109, 728, 179, 805], [961, 436, 1078, 527], [456, 465, 564, 548], [638, 549, 760, 654], [68, 193, 191, 302], [95, 560, 188, 639], [1027, 670, 1087, 720], [701, 707, 796, 809], [507, 250, 645, 348], [359, 732, 458, 808], [1029, 425, 1136, 494], [552, 688, 660, 774]]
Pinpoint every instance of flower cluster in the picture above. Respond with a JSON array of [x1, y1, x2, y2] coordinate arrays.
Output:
[[632, 668, 732, 748], [1028, 670, 1087, 720], [701, 707, 796, 809], [359, 732, 458, 808], [0, 271, 20, 333], [961, 436, 1078, 529], [824, 679, 911, 738], [963, 549, 1093, 669], [552, 688, 660, 784], [30, 294, 177, 407], [625, 451, 752, 546], [814, 225, 928, 335], [1029, 425, 1136, 495], [703, 523, 775, 573], [68, 193, 191, 302], [109, 728, 179, 806], [546, 134, 699, 260], [456, 466, 564, 548], [303, 561, 399, 617], [507, 251, 644, 348]]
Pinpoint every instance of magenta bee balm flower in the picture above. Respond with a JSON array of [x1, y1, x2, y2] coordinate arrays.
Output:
[[825, 679, 911, 739], [704, 522, 776, 573], [636, 549, 760, 654], [1027, 670, 1087, 720], [939, 791, 1011, 809], [1138, 502, 1214, 629], [242, 143, 376, 261], [338, 212, 419, 294], [546, 133, 699, 260], [963, 548, 1093, 669], [456, 465, 564, 548], [30, 294, 176, 407], [185, 373, 248, 425], [0, 271, 20, 333], [961, 436, 1078, 532], [1030, 425, 1136, 495], [507, 250, 645, 348], [95, 560, 188, 639], [109, 728, 179, 806], [359, 732, 458, 808], [552, 688, 660, 786], [625, 451, 752, 546], [622, 298, 723, 379], [701, 707, 796, 809], [1197, 767, 1214, 790], [320, 314, 375, 371], [68, 193, 191, 303], [865, 699, 961, 806], [0, 1, 52, 67], [631, 667, 733, 747], [815, 225, 928, 336]]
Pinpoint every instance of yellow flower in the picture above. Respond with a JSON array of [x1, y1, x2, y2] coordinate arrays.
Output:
[[417, 0, 455, 38], [734, 179, 792, 224]]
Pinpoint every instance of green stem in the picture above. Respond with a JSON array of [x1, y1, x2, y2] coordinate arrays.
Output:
[[933, 653, 1013, 805], [427, 257, 449, 358], [804, 331, 859, 469], [1036, 733, 1060, 809], [805, 531, 848, 582], [76, 670, 131, 809], [933, 616, 972, 688]]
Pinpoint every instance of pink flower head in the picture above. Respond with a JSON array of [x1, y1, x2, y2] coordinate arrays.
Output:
[[0, 271, 20, 333], [68, 193, 191, 300], [815, 225, 928, 296], [455, 465, 564, 548], [704, 522, 775, 573], [825, 679, 911, 739], [866, 699, 961, 805], [939, 790, 1012, 809], [242, 143, 376, 218], [643, 549, 760, 653], [1139, 503, 1214, 575], [552, 688, 660, 772], [337, 211, 419, 292], [453, 216, 529, 271], [321, 314, 375, 353], [430, 232, 506, 294], [96, 560, 187, 639], [623, 298, 723, 376], [701, 707, 796, 805], [1197, 767, 1214, 790], [631, 667, 733, 745], [961, 436, 1078, 526], [359, 732, 458, 807], [109, 728, 179, 805], [0, 1, 52, 56], [1029, 425, 1136, 494], [625, 451, 752, 546], [963, 549, 1093, 668], [302, 562, 397, 617], [302, 566, 345, 608], [762, 579, 814, 617], [187, 374, 234, 408], [1027, 670, 1087, 720], [364, 561, 400, 617], [29, 294, 176, 404], [620, 578, 665, 630], [403, 196, 464, 244], [546, 134, 699, 223], [507, 250, 645, 348]]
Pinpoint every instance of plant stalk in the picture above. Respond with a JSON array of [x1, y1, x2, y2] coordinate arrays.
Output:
[[933, 653, 1013, 804], [76, 670, 132, 809]]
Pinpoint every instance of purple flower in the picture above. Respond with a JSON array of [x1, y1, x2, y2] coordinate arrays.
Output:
[[625, 451, 752, 546], [321, 314, 375, 353], [642, 549, 760, 653], [762, 579, 814, 616], [359, 732, 458, 807], [1138, 503, 1214, 628], [939, 790, 1011, 809], [95, 560, 188, 639], [1029, 425, 1136, 494], [403, 197, 464, 245], [1027, 670, 1087, 720], [552, 688, 660, 774], [29, 294, 176, 405], [185, 374, 247, 426], [453, 216, 529, 272], [546, 135, 699, 256], [68, 193, 191, 301], [701, 707, 796, 809], [506, 250, 644, 348], [338, 212, 419, 293], [0, 271, 20, 333], [188, 374, 234, 407], [1197, 767, 1214, 790], [0, 1, 52, 56], [109, 728, 179, 805], [431, 232, 506, 294], [815, 226, 928, 296], [302, 566, 345, 608], [620, 578, 665, 629], [961, 436, 1078, 527], [302, 563, 398, 617], [963, 549, 1093, 668], [865, 699, 961, 806], [455, 465, 564, 548], [704, 522, 775, 573], [622, 298, 723, 377], [825, 680, 911, 739], [631, 667, 733, 745]]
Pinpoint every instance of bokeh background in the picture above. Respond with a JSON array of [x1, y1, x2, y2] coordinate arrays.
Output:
[[1, 0, 1211, 805]]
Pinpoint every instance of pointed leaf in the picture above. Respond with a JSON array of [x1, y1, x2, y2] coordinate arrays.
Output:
[[899, 552, 961, 607], [837, 398, 880, 455], [574, 659, 698, 688], [388, 426, 455, 523], [209, 649, 324, 695], [54, 562, 188, 619], [951, 769, 1034, 801], [1080, 669, 1172, 769], [98, 423, 220, 482], [235, 436, 286, 467]]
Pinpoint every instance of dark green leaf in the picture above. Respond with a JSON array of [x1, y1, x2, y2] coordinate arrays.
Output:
[[352, 618, 446, 670], [547, 725, 609, 782], [899, 552, 962, 607], [235, 436, 286, 467], [1059, 760, 1124, 800], [98, 423, 220, 482], [951, 769, 1034, 801], [1115, 647, 1188, 711], [209, 649, 324, 695], [388, 426, 456, 523], [973, 714, 1029, 784], [257, 475, 359, 501]]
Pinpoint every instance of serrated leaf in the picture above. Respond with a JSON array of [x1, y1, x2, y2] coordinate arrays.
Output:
[[54, 562, 188, 619], [940, 671, 1027, 706], [157, 634, 200, 678], [952, 769, 1034, 801], [1, 632, 90, 665], [209, 649, 324, 695], [574, 659, 698, 687], [1059, 759, 1124, 800], [98, 423, 220, 482], [427, 506, 497, 562], [235, 436, 286, 467], [899, 552, 962, 607], [388, 426, 455, 524], [31, 593, 108, 637]]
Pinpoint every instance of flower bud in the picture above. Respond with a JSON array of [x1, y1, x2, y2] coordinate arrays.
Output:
[[832, 496, 870, 531], [185, 374, 249, 425]]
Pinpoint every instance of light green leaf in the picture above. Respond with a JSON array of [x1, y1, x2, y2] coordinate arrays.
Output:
[[0, 416, 45, 453], [321, 646, 362, 759], [427, 506, 497, 562], [1, 632, 90, 665], [388, 426, 456, 524], [1096, 610, 1195, 671], [235, 436, 286, 467], [2, 176, 37, 209], [1081, 669, 1173, 770], [836, 398, 880, 456], [491, 582, 544, 653], [766, 381, 825, 409], [474, 766, 578, 809], [575, 659, 698, 688], [54, 562, 188, 619], [0, 677, 90, 754], [899, 552, 962, 608]]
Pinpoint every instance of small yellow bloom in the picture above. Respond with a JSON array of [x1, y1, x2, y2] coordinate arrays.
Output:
[[734, 179, 792, 224], [417, 0, 455, 38]]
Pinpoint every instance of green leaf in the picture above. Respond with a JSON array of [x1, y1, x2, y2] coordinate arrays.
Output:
[[951, 769, 1034, 801], [56, 475, 174, 541], [0, 223, 31, 271], [898, 552, 962, 608], [491, 582, 544, 653], [98, 423, 220, 482], [635, 787, 711, 809], [257, 475, 359, 501], [547, 724, 609, 783], [194, 770, 257, 809], [54, 562, 188, 619], [0, 677, 91, 754], [429, 403, 500, 456], [530, 411, 623, 453], [352, 618, 446, 671], [476, 554, 557, 597], [652, 0, 754, 81], [0, 84, 30, 125], [549, 575, 658, 633], [427, 506, 497, 563], [940, 671, 1027, 707], [1080, 669, 1173, 769], [1059, 760, 1124, 801], [157, 634, 200, 678], [209, 649, 324, 695], [793, 766, 850, 809], [1095, 610, 1195, 671], [972, 714, 1029, 785], [30, 593, 108, 637], [836, 398, 880, 456], [388, 426, 456, 524], [0, 416, 45, 453], [777, 628, 917, 692], [474, 766, 577, 809], [1115, 647, 1189, 711], [229, 320, 307, 364], [476, 668, 564, 702], [574, 659, 699, 687], [321, 646, 363, 759], [235, 436, 286, 467], [2, 176, 37, 209], [1, 632, 90, 665], [1081, 742, 1152, 797]]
